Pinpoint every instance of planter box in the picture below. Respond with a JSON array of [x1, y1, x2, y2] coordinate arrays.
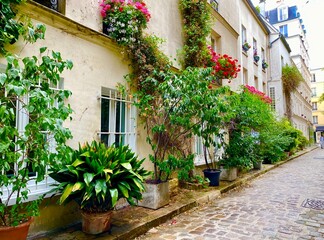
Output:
[[220, 167, 238, 181], [253, 161, 263, 170], [138, 181, 170, 209]]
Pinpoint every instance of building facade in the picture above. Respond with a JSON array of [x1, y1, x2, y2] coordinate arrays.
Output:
[[310, 68, 324, 142], [266, 2, 312, 139], [0, 0, 310, 235]]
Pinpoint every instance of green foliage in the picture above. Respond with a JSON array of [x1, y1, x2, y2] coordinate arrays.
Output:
[[221, 88, 276, 169], [49, 141, 151, 213], [139, 67, 231, 180], [126, 35, 171, 92], [179, 0, 212, 68], [282, 65, 304, 93], [0, 0, 46, 55], [0, 49, 73, 226]]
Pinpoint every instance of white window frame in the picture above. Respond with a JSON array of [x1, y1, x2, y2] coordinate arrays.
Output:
[[278, 5, 288, 21], [313, 116, 318, 124], [241, 25, 247, 44], [99, 87, 136, 152], [269, 87, 276, 111], [279, 25, 288, 37], [0, 64, 62, 204]]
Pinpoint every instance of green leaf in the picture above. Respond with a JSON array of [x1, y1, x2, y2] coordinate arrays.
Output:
[[133, 178, 145, 191], [95, 179, 107, 196], [59, 183, 74, 204], [71, 159, 84, 167], [121, 162, 132, 170], [0, 73, 7, 85], [117, 183, 129, 198], [72, 182, 84, 192], [40, 47, 47, 54], [83, 173, 94, 186], [109, 188, 118, 207]]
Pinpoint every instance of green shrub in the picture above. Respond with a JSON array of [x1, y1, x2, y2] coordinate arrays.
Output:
[[49, 141, 151, 213]]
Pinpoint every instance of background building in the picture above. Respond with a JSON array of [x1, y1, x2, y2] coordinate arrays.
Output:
[[266, 2, 312, 139], [310, 68, 324, 142]]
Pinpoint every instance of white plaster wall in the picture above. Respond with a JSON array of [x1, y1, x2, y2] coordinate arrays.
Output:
[[65, 0, 102, 31], [145, 0, 183, 69], [239, 0, 268, 92]]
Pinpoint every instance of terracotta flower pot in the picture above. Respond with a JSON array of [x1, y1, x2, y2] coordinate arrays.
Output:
[[0, 217, 33, 240], [81, 210, 113, 235]]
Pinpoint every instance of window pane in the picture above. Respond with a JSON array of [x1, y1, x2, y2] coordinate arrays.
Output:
[[101, 98, 110, 145]]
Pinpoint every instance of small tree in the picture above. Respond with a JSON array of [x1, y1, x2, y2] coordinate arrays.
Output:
[[0, 48, 73, 226]]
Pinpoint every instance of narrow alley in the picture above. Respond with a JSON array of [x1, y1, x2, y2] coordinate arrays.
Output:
[[136, 148, 324, 240]]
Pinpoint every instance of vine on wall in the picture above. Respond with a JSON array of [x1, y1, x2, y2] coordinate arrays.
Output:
[[179, 0, 212, 68]]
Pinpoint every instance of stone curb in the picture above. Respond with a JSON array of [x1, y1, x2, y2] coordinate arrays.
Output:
[[108, 145, 318, 240]]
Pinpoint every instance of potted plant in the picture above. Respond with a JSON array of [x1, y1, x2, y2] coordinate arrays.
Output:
[[0, 49, 73, 240], [100, 0, 151, 45], [242, 42, 251, 52], [48, 140, 150, 234], [253, 51, 260, 62], [262, 60, 268, 70], [207, 46, 241, 85]]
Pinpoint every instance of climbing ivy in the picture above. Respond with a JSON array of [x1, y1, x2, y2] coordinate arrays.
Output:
[[179, 0, 212, 68]]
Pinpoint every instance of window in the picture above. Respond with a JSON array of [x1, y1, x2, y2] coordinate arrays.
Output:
[[241, 25, 247, 44], [243, 68, 248, 85], [33, 0, 65, 13], [311, 87, 316, 97], [279, 25, 288, 37], [313, 116, 318, 124], [281, 56, 284, 69], [312, 102, 318, 110], [209, 0, 219, 11], [100, 88, 136, 151], [261, 48, 265, 61], [278, 5, 288, 21], [210, 33, 220, 53], [269, 87, 276, 111], [311, 74, 316, 82], [253, 38, 257, 56], [254, 76, 259, 90]]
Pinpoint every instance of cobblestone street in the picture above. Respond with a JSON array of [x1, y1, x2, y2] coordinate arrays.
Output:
[[137, 148, 324, 240]]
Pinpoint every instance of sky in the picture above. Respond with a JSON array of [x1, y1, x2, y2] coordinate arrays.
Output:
[[252, 0, 324, 69]]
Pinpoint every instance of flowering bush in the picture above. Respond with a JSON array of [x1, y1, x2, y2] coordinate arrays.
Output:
[[207, 46, 241, 83], [100, 0, 151, 45], [244, 85, 272, 104]]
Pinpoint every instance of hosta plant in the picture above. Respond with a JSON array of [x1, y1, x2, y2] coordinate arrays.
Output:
[[49, 140, 151, 213]]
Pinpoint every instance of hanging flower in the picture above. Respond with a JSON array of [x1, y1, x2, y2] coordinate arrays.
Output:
[[207, 46, 241, 83], [100, 0, 151, 45]]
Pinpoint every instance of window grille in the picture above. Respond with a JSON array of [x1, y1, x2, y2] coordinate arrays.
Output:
[[98, 88, 136, 152]]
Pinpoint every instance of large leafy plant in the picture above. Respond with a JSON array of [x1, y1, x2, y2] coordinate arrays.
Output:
[[0, 48, 73, 226], [49, 140, 150, 213]]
